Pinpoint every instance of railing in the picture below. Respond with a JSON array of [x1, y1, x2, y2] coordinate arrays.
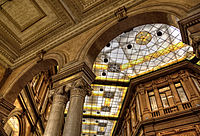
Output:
[[182, 102, 192, 110], [151, 110, 160, 117], [163, 106, 178, 114]]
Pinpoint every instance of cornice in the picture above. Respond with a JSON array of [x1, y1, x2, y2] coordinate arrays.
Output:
[[52, 61, 96, 87], [129, 60, 200, 88], [179, 11, 200, 44]]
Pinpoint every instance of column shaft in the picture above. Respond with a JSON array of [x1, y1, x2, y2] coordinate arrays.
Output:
[[63, 89, 86, 136], [44, 94, 68, 136]]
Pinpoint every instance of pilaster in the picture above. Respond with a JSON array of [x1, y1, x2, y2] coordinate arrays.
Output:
[[137, 85, 151, 121]]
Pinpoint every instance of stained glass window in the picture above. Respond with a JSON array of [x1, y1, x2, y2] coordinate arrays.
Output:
[[93, 24, 193, 82], [81, 23, 193, 135]]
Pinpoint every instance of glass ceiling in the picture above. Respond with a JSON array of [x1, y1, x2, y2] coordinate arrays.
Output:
[[80, 23, 193, 136], [93, 24, 193, 82]]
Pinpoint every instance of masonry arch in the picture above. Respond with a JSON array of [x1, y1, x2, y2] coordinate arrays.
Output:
[[81, 10, 188, 68], [1, 52, 66, 104]]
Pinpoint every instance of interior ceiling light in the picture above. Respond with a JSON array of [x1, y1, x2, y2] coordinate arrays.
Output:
[[104, 58, 108, 63], [127, 44, 132, 49], [82, 23, 194, 136], [157, 31, 162, 36], [135, 31, 152, 45], [106, 43, 110, 47]]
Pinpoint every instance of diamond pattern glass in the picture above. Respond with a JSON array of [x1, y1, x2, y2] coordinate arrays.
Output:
[[80, 24, 193, 136]]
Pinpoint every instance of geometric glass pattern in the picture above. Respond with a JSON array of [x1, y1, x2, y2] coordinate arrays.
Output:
[[135, 31, 152, 45], [93, 24, 193, 82], [81, 24, 194, 136], [81, 85, 127, 136], [82, 118, 116, 136], [83, 85, 127, 118]]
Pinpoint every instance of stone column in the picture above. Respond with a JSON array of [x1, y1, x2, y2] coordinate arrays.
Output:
[[44, 85, 70, 136], [63, 79, 92, 136]]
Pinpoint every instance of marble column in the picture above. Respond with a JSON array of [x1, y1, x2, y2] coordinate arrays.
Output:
[[63, 79, 91, 136], [44, 85, 70, 136]]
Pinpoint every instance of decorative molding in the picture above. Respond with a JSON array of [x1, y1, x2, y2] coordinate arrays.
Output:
[[0, 97, 15, 126], [114, 6, 127, 21], [0, 0, 46, 32], [158, 125, 198, 136], [52, 62, 95, 90]]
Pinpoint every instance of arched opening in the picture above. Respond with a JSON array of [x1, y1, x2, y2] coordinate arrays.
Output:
[[80, 11, 196, 136], [4, 116, 20, 136], [2, 59, 58, 104], [84, 12, 180, 68]]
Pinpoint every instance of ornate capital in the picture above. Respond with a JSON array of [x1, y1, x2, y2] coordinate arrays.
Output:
[[70, 79, 92, 98], [178, 70, 189, 81], [137, 84, 145, 94], [48, 84, 70, 101]]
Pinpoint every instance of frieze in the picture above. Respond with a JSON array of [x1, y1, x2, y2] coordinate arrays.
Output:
[[154, 76, 168, 85], [158, 125, 198, 136]]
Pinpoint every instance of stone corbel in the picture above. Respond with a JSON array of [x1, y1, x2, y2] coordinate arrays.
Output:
[[190, 32, 200, 59]]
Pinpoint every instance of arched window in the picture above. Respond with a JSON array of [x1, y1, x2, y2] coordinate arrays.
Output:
[[4, 116, 20, 136]]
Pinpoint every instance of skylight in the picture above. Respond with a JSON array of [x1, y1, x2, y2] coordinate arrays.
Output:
[[81, 23, 193, 136]]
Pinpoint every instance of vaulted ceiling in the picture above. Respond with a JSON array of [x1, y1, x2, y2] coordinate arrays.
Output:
[[0, 0, 146, 68], [0, 0, 199, 69]]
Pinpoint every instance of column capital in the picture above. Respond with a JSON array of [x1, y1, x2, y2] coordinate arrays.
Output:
[[70, 79, 92, 98], [48, 84, 70, 102], [52, 62, 95, 88]]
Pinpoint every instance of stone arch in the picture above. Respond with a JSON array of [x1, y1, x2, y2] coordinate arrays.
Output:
[[80, 9, 189, 68], [1, 58, 58, 104], [1, 50, 68, 104], [5, 109, 25, 136]]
